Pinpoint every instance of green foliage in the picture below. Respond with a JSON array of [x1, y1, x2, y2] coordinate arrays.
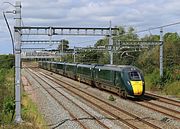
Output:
[[164, 32, 179, 43], [149, 69, 161, 87], [108, 95, 116, 101], [0, 55, 15, 124], [57, 39, 69, 51], [136, 46, 159, 73], [113, 26, 138, 41], [146, 67, 175, 90], [0, 55, 14, 69], [0, 55, 46, 128], [163, 81, 180, 96], [176, 74, 180, 81], [76, 50, 109, 64], [141, 34, 159, 41], [94, 38, 108, 47], [3, 97, 15, 114], [134, 32, 179, 96]]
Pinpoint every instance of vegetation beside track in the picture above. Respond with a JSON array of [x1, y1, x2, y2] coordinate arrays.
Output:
[[0, 55, 46, 129]]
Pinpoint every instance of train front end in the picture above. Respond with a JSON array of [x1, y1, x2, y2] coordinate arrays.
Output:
[[124, 67, 145, 97]]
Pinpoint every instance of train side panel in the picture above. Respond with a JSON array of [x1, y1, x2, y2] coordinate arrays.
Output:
[[65, 63, 77, 79], [94, 67, 119, 93], [56, 62, 65, 75], [76, 64, 94, 85]]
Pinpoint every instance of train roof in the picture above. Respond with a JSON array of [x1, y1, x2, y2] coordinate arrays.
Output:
[[39, 61, 141, 72], [77, 63, 95, 68], [94, 64, 139, 72], [65, 62, 77, 66]]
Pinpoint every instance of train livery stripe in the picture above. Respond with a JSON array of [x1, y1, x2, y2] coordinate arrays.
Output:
[[130, 81, 143, 95]]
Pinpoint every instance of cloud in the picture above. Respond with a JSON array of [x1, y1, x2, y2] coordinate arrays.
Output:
[[1, 0, 180, 53], [110, 0, 136, 5]]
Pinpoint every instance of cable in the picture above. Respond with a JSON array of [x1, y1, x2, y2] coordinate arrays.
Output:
[[3, 11, 14, 54], [1, 2, 16, 123], [136, 21, 180, 33]]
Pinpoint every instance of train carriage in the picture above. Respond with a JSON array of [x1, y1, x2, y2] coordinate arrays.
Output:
[[39, 61, 51, 70], [46, 61, 52, 71], [94, 65, 126, 97], [65, 63, 77, 79], [38, 61, 43, 68], [51, 62, 58, 73], [56, 62, 65, 75], [76, 64, 95, 86]]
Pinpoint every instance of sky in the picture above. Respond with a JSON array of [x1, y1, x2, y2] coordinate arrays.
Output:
[[0, 0, 180, 54]]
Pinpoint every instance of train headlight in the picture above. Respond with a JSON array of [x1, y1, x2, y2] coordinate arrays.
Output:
[[127, 81, 131, 85]]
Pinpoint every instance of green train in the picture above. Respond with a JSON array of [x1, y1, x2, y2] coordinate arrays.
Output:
[[38, 61, 145, 98]]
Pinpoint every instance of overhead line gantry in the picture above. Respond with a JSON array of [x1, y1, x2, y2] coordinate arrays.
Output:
[[15, 26, 119, 36]]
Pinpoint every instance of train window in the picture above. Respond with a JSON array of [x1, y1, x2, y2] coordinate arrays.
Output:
[[82, 67, 91, 76], [77, 67, 91, 76], [66, 65, 73, 71], [98, 69, 114, 82], [129, 71, 141, 80], [57, 64, 63, 69]]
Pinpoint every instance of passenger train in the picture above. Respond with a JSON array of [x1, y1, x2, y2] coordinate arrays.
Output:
[[38, 61, 145, 98]]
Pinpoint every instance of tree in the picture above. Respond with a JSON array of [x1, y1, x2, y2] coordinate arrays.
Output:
[[113, 26, 138, 41], [164, 32, 179, 44], [94, 38, 108, 47], [57, 39, 69, 52], [141, 34, 159, 41]]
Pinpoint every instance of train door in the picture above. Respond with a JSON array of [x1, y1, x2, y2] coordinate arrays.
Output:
[[115, 71, 122, 88], [115, 71, 127, 98]]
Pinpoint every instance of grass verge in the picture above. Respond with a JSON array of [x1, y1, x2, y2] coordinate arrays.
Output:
[[1, 93, 47, 129], [0, 69, 47, 129]]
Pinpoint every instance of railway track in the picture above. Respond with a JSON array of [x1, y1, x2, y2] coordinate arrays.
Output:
[[32, 68, 162, 129], [128, 92, 180, 121], [25, 68, 111, 129], [145, 92, 180, 107], [134, 97, 180, 121]]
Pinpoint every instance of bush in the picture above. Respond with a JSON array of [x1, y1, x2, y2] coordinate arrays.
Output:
[[144, 68, 175, 91], [0, 55, 15, 124], [3, 97, 15, 115], [0, 55, 14, 69], [149, 69, 160, 86], [163, 81, 180, 96], [108, 95, 116, 101], [176, 74, 180, 81]]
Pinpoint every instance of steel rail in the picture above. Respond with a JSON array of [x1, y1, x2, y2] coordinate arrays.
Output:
[[145, 93, 180, 107], [135, 101, 180, 121]]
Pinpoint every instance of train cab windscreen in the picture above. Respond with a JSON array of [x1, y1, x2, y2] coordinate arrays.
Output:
[[128, 71, 141, 81]]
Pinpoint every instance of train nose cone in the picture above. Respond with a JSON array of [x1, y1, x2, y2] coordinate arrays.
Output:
[[130, 81, 143, 95]]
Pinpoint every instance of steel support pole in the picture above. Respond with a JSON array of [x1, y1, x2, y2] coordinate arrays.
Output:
[[14, 1, 22, 123], [73, 47, 76, 63], [109, 21, 113, 64], [160, 28, 163, 78]]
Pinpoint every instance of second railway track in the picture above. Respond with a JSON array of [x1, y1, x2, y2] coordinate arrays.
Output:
[[145, 92, 180, 107], [134, 97, 180, 121]]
